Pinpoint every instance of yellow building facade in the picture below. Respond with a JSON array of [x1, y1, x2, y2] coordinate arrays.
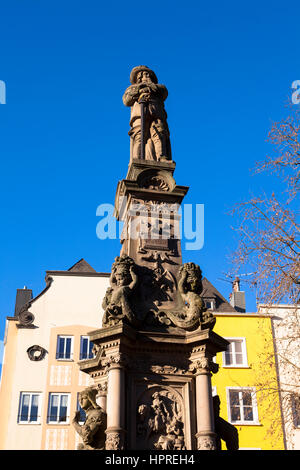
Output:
[[212, 311, 285, 450]]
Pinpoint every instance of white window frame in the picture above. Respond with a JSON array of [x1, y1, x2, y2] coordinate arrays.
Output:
[[56, 335, 74, 361], [18, 392, 42, 424], [47, 393, 71, 424], [79, 335, 94, 360], [205, 299, 215, 310], [226, 387, 260, 425], [223, 337, 248, 367]]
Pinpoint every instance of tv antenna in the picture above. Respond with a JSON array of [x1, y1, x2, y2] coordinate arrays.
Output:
[[217, 272, 258, 304]]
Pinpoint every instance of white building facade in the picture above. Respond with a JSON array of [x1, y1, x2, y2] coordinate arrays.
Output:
[[259, 304, 300, 450], [0, 259, 109, 450]]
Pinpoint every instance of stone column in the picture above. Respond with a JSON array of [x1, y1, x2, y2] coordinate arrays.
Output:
[[191, 357, 218, 450], [105, 354, 126, 450]]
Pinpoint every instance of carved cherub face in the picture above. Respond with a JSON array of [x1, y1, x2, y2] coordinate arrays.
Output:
[[182, 263, 202, 292], [115, 267, 131, 286], [186, 270, 197, 285]]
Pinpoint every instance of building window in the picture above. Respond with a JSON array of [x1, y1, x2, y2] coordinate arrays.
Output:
[[48, 393, 70, 423], [76, 393, 86, 423], [227, 388, 259, 425], [80, 336, 94, 360], [18, 392, 41, 424], [223, 338, 248, 367], [205, 300, 215, 310], [56, 335, 73, 360]]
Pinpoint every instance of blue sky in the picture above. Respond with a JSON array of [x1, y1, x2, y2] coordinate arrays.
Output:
[[0, 0, 299, 347]]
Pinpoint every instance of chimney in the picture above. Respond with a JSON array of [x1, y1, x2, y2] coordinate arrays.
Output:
[[230, 277, 246, 313], [14, 287, 33, 317]]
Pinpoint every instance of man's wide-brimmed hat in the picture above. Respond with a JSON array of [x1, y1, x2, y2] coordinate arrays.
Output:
[[130, 65, 158, 84]]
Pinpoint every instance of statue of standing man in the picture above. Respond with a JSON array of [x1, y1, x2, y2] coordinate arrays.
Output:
[[123, 66, 172, 162]]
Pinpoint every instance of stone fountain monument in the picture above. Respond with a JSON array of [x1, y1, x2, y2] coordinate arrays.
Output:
[[76, 66, 229, 450]]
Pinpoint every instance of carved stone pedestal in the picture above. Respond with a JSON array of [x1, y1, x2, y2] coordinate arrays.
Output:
[[75, 66, 230, 451], [79, 323, 228, 450]]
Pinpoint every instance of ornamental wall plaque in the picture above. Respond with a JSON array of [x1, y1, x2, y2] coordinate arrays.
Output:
[[18, 309, 35, 327], [27, 345, 47, 361]]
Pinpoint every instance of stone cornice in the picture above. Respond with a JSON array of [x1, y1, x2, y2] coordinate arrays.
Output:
[[45, 271, 110, 278]]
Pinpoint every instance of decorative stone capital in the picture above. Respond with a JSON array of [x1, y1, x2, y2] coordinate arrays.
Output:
[[97, 382, 108, 395], [103, 353, 128, 371], [105, 428, 125, 450], [189, 357, 219, 375], [196, 431, 217, 450]]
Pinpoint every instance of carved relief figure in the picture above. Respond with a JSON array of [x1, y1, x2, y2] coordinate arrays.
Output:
[[137, 388, 185, 450], [155, 262, 216, 330], [72, 387, 107, 450], [156, 415, 184, 450], [177, 262, 216, 330], [102, 255, 138, 327], [123, 65, 172, 161], [151, 392, 169, 433]]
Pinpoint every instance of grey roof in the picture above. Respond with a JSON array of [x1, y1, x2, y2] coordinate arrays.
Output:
[[67, 258, 97, 273], [201, 277, 237, 312]]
